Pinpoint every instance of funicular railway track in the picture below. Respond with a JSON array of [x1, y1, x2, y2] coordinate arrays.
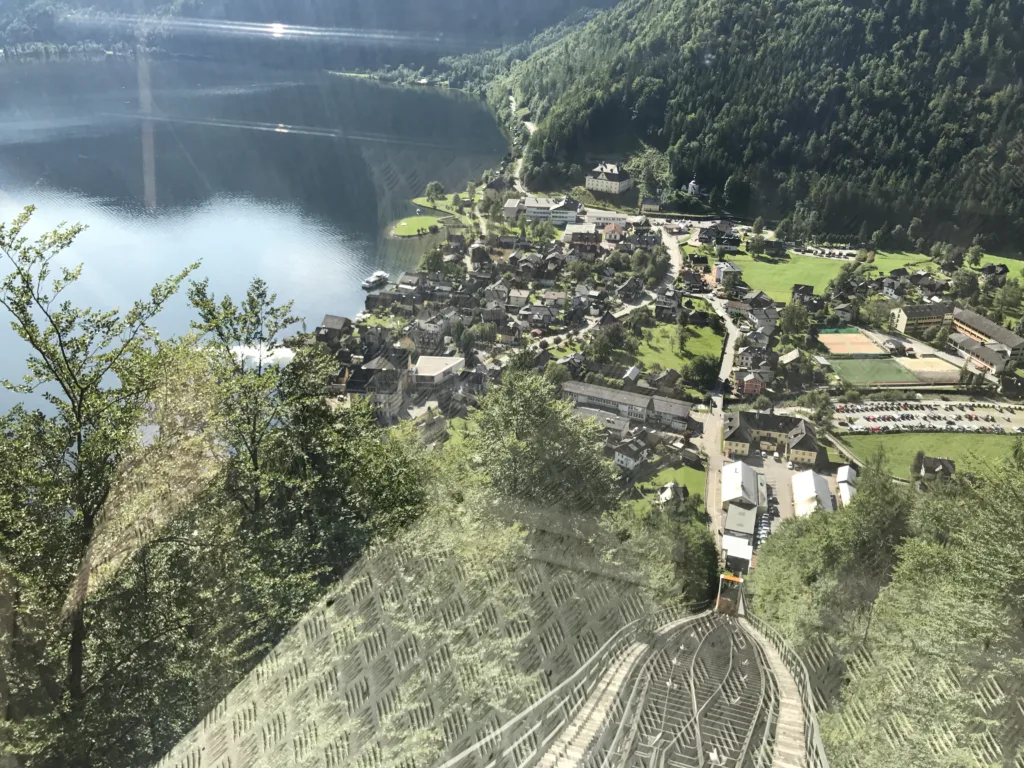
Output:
[[530, 612, 775, 768], [613, 615, 769, 768]]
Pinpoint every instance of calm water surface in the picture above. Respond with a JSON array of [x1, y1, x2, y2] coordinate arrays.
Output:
[[0, 57, 505, 389]]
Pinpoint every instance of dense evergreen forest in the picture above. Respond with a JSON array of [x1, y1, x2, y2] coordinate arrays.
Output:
[[497, 0, 1024, 246], [750, 452, 1024, 767]]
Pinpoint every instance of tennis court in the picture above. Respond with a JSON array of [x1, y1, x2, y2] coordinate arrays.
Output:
[[830, 357, 921, 385], [818, 329, 885, 357]]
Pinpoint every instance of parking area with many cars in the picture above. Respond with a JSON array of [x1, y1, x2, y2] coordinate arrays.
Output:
[[834, 400, 1024, 436]]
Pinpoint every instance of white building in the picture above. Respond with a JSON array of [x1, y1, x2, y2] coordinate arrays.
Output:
[[722, 534, 754, 573], [614, 439, 648, 471], [837, 482, 857, 507], [713, 261, 742, 284], [721, 460, 766, 511], [503, 198, 524, 220], [792, 470, 835, 517], [584, 209, 630, 227], [837, 465, 858, 485], [585, 163, 634, 195], [523, 196, 581, 226], [411, 356, 463, 388], [687, 178, 701, 196]]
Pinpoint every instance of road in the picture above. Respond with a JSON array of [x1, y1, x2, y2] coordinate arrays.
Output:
[[508, 95, 536, 195]]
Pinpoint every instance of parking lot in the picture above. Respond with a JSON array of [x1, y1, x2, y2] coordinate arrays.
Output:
[[834, 400, 1024, 436]]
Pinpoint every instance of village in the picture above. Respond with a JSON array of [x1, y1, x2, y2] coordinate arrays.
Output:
[[313, 161, 1024, 575]]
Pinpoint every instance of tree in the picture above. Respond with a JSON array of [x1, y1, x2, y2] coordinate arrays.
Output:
[[752, 216, 765, 235], [747, 234, 766, 255], [467, 371, 618, 514], [600, 498, 717, 602], [0, 206, 197, 738], [910, 450, 925, 478], [996, 278, 1022, 313], [543, 360, 570, 386], [722, 270, 742, 293], [419, 244, 445, 273], [753, 394, 772, 411], [950, 269, 980, 301], [709, 186, 724, 210], [966, 244, 984, 267], [424, 180, 445, 204], [860, 296, 899, 329], [682, 355, 720, 392], [623, 144, 672, 199], [780, 301, 809, 337]]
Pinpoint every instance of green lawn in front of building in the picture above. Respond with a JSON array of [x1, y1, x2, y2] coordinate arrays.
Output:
[[841, 433, 1017, 479], [726, 252, 847, 301]]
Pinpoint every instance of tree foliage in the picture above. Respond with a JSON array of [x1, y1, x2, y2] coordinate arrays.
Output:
[[0, 209, 428, 767], [466, 371, 618, 515], [752, 447, 1024, 768], [506, 0, 1024, 243]]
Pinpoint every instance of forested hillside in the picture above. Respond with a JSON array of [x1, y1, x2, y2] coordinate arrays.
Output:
[[504, 0, 1024, 245], [750, 452, 1024, 766]]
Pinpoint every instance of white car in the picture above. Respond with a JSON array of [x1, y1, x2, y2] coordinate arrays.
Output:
[[787, 461, 794, 470]]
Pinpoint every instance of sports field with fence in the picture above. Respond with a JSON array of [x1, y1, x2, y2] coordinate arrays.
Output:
[[829, 357, 922, 385], [818, 329, 886, 357]]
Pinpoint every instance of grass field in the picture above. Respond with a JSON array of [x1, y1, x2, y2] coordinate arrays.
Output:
[[635, 323, 723, 369], [631, 464, 708, 513], [842, 433, 1017, 479], [727, 247, 1024, 303], [829, 357, 921, 385], [647, 464, 707, 496], [392, 215, 442, 237], [727, 252, 848, 301]]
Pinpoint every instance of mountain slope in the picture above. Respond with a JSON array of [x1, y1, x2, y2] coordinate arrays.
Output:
[[506, 0, 1024, 244]]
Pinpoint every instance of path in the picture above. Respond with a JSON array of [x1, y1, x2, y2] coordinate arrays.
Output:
[[508, 95, 536, 194], [537, 642, 649, 767], [741, 619, 807, 768]]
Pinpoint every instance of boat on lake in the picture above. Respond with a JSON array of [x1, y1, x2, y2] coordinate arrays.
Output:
[[361, 270, 389, 290]]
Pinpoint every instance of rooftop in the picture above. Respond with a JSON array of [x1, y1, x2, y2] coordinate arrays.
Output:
[[792, 470, 834, 517], [722, 460, 760, 509], [588, 162, 629, 181], [722, 534, 754, 564], [900, 302, 953, 318], [413, 356, 463, 378], [954, 307, 1024, 348], [563, 380, 652, 410], [725, 503, 757, 536]]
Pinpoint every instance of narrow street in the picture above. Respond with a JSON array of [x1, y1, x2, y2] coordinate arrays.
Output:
[[508, 95, 536, 194]]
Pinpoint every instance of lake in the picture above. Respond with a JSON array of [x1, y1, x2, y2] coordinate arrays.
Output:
[[0, 57, 505, 390]]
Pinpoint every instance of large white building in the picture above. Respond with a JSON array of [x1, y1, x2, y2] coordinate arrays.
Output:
[[792, 470, 835, 517], [721, 460, 767, 511], [520, 195, 582, 226], [584, 209, 630, 227], [411, 356, 463, 388], [585, 163, 634, 195]]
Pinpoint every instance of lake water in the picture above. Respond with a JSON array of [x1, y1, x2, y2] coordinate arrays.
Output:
[[0, 57, 505, 390]]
